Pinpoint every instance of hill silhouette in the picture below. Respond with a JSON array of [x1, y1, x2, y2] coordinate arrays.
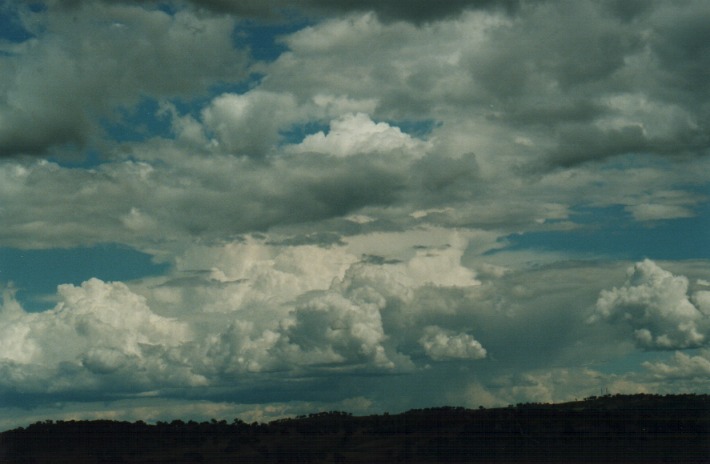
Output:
[[1, 393, 708, 463]]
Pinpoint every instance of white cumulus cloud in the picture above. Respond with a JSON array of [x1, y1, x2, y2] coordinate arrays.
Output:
[[0, 278, 196, 393], [284, 291, 393, 368], [594, 260, 709, 349], [288, 113, 430, 157], [419, 326, 487, 360], [643, 350, 710, 380]]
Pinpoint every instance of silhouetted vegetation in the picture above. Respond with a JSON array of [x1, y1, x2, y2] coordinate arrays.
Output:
[[1, 394, 708, 462]]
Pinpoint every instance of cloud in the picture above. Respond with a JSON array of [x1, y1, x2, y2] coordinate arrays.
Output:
[[648, 1, 710, 103], [284, 290, 393, 368], [5, 0, 708, 172], [0, 278, 197, 394], [548, 124, 649, 167], [0, 151, 408, 248], [1, 0, 710, 430], [267, 234, 482, 371], [153, 231, 481, 371], [1, 243, 708, 428], [173, 0, 529, 23], [0, 2, 247, 156], [3, 2, 707, 252], [202, 91, 300, 157], [261, 1, 709, 171], [625, 203, 695, 222], [287, 113, 430, 157], [262, 11, 494, 120], [593, 260, 709, 349], [643, 350, 710, 380], [160, 237, 358, 314], [419, 326, 486, 360]]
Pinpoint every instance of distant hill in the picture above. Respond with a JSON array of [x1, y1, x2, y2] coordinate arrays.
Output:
[[1, 394, 708, 463]]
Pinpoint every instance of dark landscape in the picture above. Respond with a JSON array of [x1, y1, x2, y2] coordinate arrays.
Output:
[[1, 394, 708, 463]]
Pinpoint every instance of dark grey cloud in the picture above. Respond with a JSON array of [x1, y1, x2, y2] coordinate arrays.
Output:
[[0, 2, 248, 157], [601, 0, 657, 23], [647, 4, 710, 102], [457, 0, 710, 168], [168, 154, 407, 239], [382, 262, 627, 372], [548, 124, 649, 167], [502, 100, 606, 128], [0, 114, 90, 158], [466, 1, 643, 97], [181, 0, 531, 22], [546, 121, 709, 169], [0, 150, 409, 248], [413, 153, 480, 195], [291, 0, 528, 22]]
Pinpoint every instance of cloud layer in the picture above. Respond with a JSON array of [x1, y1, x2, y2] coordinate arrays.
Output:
[[0, 0, 709, 429]]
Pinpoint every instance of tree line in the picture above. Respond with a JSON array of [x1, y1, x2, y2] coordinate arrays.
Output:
[[1, 393, 708, 463]]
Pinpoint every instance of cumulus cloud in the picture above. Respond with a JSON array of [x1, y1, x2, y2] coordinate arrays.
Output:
[[1, 241, 707, 427], [643, 350, 710, 380], [269, 236, 481, 371], [692, 290, 710, 316], [199, 322, 285, 374], [147, 231, 481, 371], [262, 11, 492, 120], [202, 91, 300, 157], [0, 278, 198, 394], [3, 1, 708, 251], [284, 291, 393, 368], [419, 326, 486, 360], [136, 255, 708, 403], [153, 238, 357, 315], [1, 237, 659, 410], [288, 113, 430, 157], [173, 241, 617, 380], [261, 1, 709, 171], [593, 260, 709, 349]]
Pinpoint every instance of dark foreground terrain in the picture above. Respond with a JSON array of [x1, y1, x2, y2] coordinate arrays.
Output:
[[1, 394, 708, 463]]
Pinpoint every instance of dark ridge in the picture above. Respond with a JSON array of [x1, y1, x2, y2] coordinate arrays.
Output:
[[1, 393, 708, 463]]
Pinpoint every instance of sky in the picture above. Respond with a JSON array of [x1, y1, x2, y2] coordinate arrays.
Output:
[[0, 0, 709, 430]]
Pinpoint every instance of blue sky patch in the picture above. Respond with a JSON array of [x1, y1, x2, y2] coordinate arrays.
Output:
[[497, 204, 710, 260], [387, 119, 440, 140], [0, 244, 169, 312], [100, 98, 174, 143], [48, 149, 105, 170], [0, 7, 33, 43], [280, 121, 330, 145], [235, 18, 312, 62]]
